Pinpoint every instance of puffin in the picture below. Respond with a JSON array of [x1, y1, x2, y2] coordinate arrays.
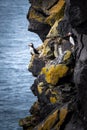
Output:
[[58, 45, 64, 63], [67, 32, 75, 46], [28, 43, 39, 55]]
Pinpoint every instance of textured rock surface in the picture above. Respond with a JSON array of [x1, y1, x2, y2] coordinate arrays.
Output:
[[19, 0, 87, 130], [28, 55, 45, 76], [27, 0, 65, 41]]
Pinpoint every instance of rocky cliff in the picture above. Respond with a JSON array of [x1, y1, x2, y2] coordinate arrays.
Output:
[[19, 0, 87, 130]]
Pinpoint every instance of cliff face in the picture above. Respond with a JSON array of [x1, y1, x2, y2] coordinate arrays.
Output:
[[27, 0, 65, 41], [20, 0, 87, 130]]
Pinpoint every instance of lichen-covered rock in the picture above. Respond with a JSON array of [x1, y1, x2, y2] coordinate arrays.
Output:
[[33, 104, 68, 130], [21, 45, 75, 129], [19, 0, 87, 130], [39, 39, 55, 59], [47, 20, 59, 38], [45, 0, 65, 26], [27, 0, 65, 41], [41, 64, 68, 85]]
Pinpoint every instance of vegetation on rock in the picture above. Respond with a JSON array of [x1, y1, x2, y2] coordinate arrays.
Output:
[[19, 0, 87, 130]]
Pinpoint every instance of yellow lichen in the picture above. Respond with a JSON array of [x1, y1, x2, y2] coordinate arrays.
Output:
[[29, 8, 45, 23], [63, 51, 72, 61], [34, 106, 68, 130], [54, 106, 68, 129], [47, 20, 59, 38], [45, 0, 65, 26], [39, 39, 51, 57], [41, 64, 68, 85], [47, 19, 62, 38], [29, 0, 65, 28], [50, 97, 57, 103], [34, 109, 59, 130], [43, 45, 51, 56], [37, 82, 44, 94], [50, 90, 60, 104]]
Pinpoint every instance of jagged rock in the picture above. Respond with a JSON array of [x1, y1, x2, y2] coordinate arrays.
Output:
[[57, 19, 72, 37], [33, 104, 70, 130], [64, 112, 84, 130], [27, 0, 65, 41], [47, 20, 59, 38], [26, 48, 76, 129], [39, 39, 55, 59], [68, 0, 87, 34], [59, 0, 87, 129], [19, 0, 87, 130], [74, 35, 87, 129], [28, 55, 45, 77]]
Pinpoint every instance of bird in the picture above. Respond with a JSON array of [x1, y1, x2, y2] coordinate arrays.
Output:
[[67, 32, 75, 46], [65, 32, 76, 47], [58, 45, 63, 56], [58, 45, 64, 63], [28, 43, 39, 55]]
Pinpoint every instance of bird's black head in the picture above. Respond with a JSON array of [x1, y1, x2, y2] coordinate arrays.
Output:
[[28, 43, 34, 48], [67, 32, 72, 37]]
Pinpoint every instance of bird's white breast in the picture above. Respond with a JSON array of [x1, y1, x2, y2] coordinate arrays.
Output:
[[30, 47, 34, 54], [69, 36, 75, 46], [58, 46, 63, 56]]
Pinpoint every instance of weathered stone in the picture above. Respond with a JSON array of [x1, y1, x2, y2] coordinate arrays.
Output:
[[20, 0, 87, 130], [41, 64, 69, 85], [28, 55, 45, 77], [27, 0, 65, 41], [45, 0, 65, 26], [57, 19, 72, 37], [39, 39, 55, 59], [33, 104, 69, 130], [29, 0, 58, 10]]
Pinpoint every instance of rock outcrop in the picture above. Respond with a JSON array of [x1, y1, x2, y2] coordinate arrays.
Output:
[[19, 0, 87, 130]]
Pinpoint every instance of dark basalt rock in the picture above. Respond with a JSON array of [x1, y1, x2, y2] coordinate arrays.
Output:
[[27, 0, 64, 41], [74, 36, 87, 129], [28, 19, 51, 41], [57, 20, 72, 37], [69, 0, 87, 34], [64, 112, 84, 130], [29, 0, 58, 10], [59, 0, 87, 129], [20, 0, 87, 130], [31, 74, 46, 96], [29, 57, 45, 77]]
